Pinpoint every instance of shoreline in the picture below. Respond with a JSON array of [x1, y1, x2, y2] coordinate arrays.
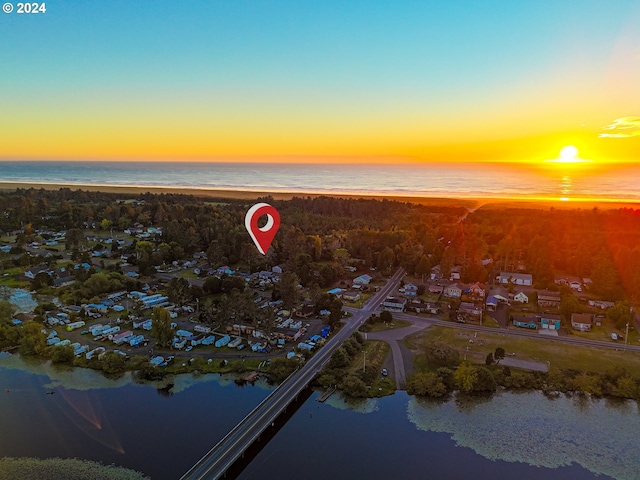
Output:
[[0, 181, 638, 210]]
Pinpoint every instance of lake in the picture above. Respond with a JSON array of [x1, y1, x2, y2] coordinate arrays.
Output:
[[2, 354, 639, 479]]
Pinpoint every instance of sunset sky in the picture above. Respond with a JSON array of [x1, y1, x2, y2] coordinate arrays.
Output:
[[1, 0, 639, 164]]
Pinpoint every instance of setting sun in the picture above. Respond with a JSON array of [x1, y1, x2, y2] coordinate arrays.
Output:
[[560, 145, 579, 161], [546, 145, 592, 165]]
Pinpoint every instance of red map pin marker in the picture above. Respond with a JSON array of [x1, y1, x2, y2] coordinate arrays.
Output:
[[245, 203, 280, 255]]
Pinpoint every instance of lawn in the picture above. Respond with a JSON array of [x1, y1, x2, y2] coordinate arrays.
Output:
[[0, 277, 29, 288], [407, 325, 640, 378], [364, 319, 412, 333], [419, 292, 441, 303], [347, 340, 395, 396], [177, 270, 201, 280], [568, 318, 640, 344]]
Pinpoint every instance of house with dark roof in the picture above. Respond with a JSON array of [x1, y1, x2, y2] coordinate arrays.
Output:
[[540, 313, 562, 330], [25, 266, 49, 279], [538, 291, 561, 308], [512, 315, 539, 329], [382, 296, 406, 312], [571, 313, 594, 332], [459, 302, 482, 319]]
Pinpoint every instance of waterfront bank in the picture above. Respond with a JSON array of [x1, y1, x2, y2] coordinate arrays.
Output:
[[2, 354, 637, 480]]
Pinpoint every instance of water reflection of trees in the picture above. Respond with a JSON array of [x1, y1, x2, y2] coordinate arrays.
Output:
[[453, 391, 496, 412], [157, 383, 174, 397]]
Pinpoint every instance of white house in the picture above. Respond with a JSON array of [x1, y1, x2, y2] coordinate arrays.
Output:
[[513, 291, 529, 303], [499, 272, 533, 286], [444, 283, 463, 298], [449, 266, 462, 281], [571, 313, 594, 332], [25, 266, 49, 279]]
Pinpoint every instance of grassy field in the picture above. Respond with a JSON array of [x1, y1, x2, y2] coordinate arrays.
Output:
[[482, 314, 500, 328], [568, 319, 640, 344], [407, 325, 640, 378], [418, 292, 441, 303], [364, 319, 412, 333], [0, 276, 29, 288], [177, 270, 201, 280], [348, 340, 395, 396]]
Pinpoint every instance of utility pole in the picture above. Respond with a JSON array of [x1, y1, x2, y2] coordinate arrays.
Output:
[[625, 322, 629, 351], [363, 350, 366, 372]]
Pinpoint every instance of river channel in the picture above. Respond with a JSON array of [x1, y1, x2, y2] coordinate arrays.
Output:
[[0, 354, 638, 479]]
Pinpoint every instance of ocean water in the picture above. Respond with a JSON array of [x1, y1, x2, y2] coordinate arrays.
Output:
[[0, 161, 639, 201]]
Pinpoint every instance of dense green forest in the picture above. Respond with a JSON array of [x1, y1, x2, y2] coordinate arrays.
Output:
[[1, 188, 639, 301]]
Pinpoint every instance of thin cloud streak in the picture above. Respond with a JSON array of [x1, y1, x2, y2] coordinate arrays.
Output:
[[599, 116, 640, 138]]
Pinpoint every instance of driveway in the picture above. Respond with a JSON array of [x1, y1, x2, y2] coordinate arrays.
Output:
[[367, 324, 430, 390], [491, 303, 508, 329]]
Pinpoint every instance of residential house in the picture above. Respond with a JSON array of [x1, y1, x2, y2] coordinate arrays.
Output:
[[428, 284, 444, 295], [53, 271, 75, 287], [353, 274, 373, 285], [499, 272, 533, 286], [120, 253, 136, 264], [272, 265, 284, 275], [449, 266, 462, 281], [458, 302, 482, 319], [513, 291, 529, 303], [430, 265, 442, 281], [485, 296, 498, 311], [327, 287, 342, 296], [540, 313, 562, 330], [13, 312, 36, 324], [512, 315, 539, 329], [468, 282, 486, 299], [489, 286, 510, 302], [342, 291, 361, 302], [588, 300, 615, 310], [217, 265, 234, 275], [537, 291, 561, 308], [382, 296, 406, 312], [406, 300, 438, 314], [569, 280, 583, 291], [444, 283, 463, 298], [24, 266, 48, 279], [404, 283, 418, 297], [571, 313, 594, 332], [295, 305, 315, 319], [258, 270, 274, 280]]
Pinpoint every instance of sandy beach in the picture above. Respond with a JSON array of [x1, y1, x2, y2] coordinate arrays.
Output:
[[0, 181, 638, 210]]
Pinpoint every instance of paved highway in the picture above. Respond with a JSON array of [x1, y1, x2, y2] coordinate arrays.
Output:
[[181, 268, 405, 479], [344, 304, 640, 354]]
